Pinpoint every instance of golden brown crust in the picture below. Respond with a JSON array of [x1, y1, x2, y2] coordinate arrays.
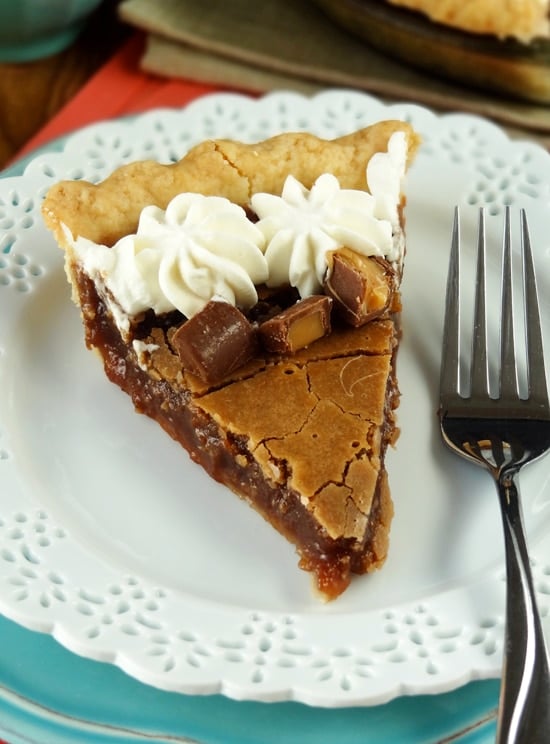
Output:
[[385, 0, 550, 42], [41, 121, 420, 248]]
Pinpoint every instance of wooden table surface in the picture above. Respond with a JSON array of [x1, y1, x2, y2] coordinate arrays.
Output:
[[0, 0, 129, 170]]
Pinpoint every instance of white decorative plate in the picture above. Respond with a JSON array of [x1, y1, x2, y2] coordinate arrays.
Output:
[[0, 90, 549, 708]]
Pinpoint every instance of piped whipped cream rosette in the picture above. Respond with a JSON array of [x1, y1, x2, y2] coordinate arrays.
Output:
[[251, 129, 408, 332], [69, 193, 268, 336], [252, 130, 407, 299], [251, 173, 393, 297], [63, 129, 410, 381]]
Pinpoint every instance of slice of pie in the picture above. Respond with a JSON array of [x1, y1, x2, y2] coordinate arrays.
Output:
[[42, 121, 420, 600]]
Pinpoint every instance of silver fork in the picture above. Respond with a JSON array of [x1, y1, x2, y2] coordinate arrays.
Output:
[[439, 206, 550, 742]]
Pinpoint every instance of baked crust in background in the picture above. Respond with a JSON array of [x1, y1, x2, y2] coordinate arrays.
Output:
[[385, 0, 550, 42]]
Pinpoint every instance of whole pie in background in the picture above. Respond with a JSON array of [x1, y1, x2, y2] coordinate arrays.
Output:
[[387, 0, 550, 42], [314, 0, 550, 104]]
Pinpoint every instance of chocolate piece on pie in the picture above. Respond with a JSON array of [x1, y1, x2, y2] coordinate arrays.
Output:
[[259, 295, 332, 353], [325, 249, 395, 327], [42, 122, 420, 600], [172, 300, 258, 384]]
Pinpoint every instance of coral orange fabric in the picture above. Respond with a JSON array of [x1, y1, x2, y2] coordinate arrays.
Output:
[[14, 34, 235, 162]]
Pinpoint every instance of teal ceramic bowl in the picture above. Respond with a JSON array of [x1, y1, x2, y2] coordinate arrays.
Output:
[[0, 0, 104, 62]]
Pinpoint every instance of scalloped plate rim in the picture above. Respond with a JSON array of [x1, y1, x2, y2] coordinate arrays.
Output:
[[0, 89, 549, 708]]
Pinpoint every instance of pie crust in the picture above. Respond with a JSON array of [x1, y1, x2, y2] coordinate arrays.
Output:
[[385, 0, 550, 42], [42, 122, 420, 600]]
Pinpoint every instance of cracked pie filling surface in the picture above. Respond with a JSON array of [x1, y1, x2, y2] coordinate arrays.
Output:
[[42, 122, 420, 600]]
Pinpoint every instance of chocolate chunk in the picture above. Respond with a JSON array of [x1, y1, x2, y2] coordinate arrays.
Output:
[[259, 295, 332, 354], [324, 248, 393, 327], [247, 284, 301, 324], [172, 300, 258, 383]]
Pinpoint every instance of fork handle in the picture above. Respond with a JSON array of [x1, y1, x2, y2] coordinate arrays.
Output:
[[496, 472, 550, 743]]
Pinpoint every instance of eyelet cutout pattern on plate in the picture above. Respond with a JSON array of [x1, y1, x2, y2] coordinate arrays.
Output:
[[0, 91, 549, 706]]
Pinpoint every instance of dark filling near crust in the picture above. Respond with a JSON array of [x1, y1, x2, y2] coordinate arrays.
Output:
[[75, 264, 398, 600]]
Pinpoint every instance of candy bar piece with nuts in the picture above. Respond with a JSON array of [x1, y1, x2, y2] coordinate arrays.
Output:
[[259, 295, 332, 354], [172, 300, 258, 383], [324, 248, 395, 327]]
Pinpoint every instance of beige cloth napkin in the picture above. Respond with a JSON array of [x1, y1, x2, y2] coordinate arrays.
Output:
[[119, 0, 550, 148]]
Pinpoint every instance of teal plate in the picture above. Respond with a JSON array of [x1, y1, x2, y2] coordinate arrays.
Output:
[[1, 126, 499, 744], [0, 614, 498, 743]]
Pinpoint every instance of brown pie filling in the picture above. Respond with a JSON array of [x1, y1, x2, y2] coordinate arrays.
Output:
[[75, 261, 398, 600]]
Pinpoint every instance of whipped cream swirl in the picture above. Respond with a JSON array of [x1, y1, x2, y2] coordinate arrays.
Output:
[[366, 130, 407, 229], [71, 130, 408, 321], [251, 131, 407, 297], [71, 193, 268, 320]]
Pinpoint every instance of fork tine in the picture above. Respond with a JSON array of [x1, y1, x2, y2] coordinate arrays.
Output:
[[438, 208, 550, 742], [470, 208, 489, 399], [500, 206, 518, 400], [439, 207, 461, 402], [521, 209, 550, 407]]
